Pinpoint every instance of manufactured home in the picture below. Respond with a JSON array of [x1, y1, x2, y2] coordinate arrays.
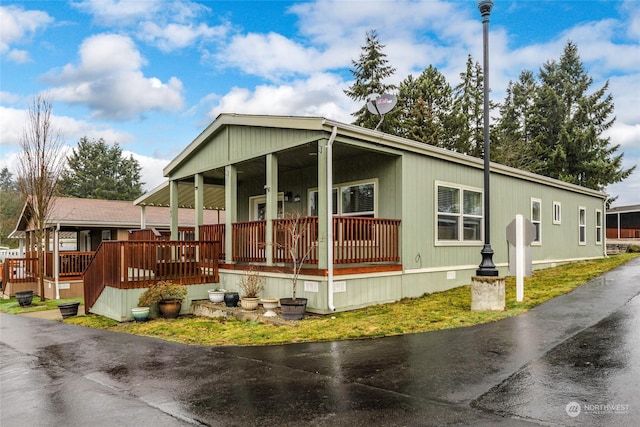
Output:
[[85, 114, 606, 320], [4, 197, 223, 300]]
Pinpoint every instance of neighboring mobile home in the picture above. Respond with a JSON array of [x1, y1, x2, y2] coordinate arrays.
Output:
[[88, 113, 605, 319], [4, 197, 223, 299]]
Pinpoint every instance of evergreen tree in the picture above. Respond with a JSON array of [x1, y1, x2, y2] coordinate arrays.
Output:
[[344, 30, 397, 132], [0, 167, 22, 247], [394, 65, 455, 148], [451, 55, 485, 157], [493, 70, 538, 169], [528, 41, 634, 190], [59, 137, 145, 200]]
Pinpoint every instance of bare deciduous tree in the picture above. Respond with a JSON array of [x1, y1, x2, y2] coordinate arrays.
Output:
[[16, 95, 66, 301]]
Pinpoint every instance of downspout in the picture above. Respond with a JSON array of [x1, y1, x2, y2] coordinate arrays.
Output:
[[55, 223, 60, 299], [327, 126, 337, 311], [603, 196, 610, 258]]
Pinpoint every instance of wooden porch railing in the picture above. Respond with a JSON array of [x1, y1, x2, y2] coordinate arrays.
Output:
[[230, 216, 400, 265], [1, 257, 38, 284], [200, 224, 226, 260], [332, 217, 401, 263], [129, 227, 197, 241], [272, 217, 319, 264], [44, 251, 95, 278], [232, 221, 267, 262], [83, 240, 220, 313]]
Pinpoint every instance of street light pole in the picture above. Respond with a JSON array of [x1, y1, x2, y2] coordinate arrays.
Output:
[[476, 0, 498, 277]]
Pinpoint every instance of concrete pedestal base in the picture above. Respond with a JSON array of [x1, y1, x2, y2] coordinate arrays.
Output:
[[471, 276, 505, 311]]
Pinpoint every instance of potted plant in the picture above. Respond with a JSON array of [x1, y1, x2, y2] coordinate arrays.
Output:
[[138, 280, 187, 319], [207, 287, 226, 303], [278, 213, 310, 320], [239, 266, 264, 311], [15, 290, 34, 307], [260, 297, 279, 317]]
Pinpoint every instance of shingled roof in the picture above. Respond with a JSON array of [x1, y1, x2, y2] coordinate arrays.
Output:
[[14, 197, 224, 232]]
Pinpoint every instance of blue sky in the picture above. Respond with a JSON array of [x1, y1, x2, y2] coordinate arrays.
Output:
[[1, 0, 638, 206]]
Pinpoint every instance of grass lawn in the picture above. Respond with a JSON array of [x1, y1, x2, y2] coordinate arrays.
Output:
[[0, 295, 83, 314], [12, 254, 640, 346]]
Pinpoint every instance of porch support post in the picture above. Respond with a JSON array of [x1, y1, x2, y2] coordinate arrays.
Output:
[[54, 225, 60, 299], [265, 153, 278, 266], [194, 173, 204, 241], [317, 138, 329, 269], [140, 205, 146, 229], [225, 165, 238, 263], [169, 179, 179, 240]]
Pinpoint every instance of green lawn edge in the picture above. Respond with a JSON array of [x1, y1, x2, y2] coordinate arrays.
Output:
[[16, 254, 640, 346]]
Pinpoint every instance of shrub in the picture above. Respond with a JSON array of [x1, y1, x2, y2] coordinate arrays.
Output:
[[138, 280, 187, 306], [239, 267, 264, 298], [627, 244, 640, 253]]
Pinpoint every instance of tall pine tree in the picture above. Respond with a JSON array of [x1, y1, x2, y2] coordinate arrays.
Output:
[[528, 41, 634, 191], [344, 30, 397, 132], [451, 55, 485, 157], [59, 137, 145, 200], [493, 70, 538, 169], [394, 65, 455, 148]]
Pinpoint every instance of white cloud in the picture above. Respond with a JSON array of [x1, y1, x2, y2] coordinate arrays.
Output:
[[72, 0, 163, 26], [216, 32, 324, 79], [0, 105, 134, 150], [206, 73, 357, 123], [0, 5, 52, 54], [125, 151, 169, 191], [139, 21, 228, 52], [43, 34, 184, 120], [6, 48, 31, 63]]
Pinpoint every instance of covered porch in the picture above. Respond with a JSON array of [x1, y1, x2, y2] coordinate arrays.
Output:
[[132, 115, 404, 314]]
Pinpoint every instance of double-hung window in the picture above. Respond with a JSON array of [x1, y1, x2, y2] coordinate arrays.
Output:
[[579, 206, 587, 245], [595, 209, 602, 245], [531, 199, 542, 245], [553, 201, 561, 225], [436, 183, 483, 243]]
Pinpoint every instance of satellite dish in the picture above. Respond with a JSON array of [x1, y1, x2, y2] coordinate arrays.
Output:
[[365, 93, 398, 130]]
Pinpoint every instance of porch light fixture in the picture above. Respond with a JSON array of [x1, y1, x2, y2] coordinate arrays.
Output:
[[476, 0, 498, 277], [293, 194, 301, 203]]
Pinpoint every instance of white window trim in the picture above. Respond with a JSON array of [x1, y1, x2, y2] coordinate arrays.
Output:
[[249, 193, 284, 221], [578, 206, 587, 245], [595, 209, 602, 246], [553, 201, 562, 225], [434, 181, 484, 246], [531, 198, 542, 246], [308, 178, 378, 217]]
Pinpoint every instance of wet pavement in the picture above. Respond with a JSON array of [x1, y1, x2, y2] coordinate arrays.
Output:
[[1, 257, 639, 426]]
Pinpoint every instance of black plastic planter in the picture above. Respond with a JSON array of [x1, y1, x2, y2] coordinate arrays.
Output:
[[57, 302, 80, 319], [15, 290, 34, 307], [224, 291, 239, 307]]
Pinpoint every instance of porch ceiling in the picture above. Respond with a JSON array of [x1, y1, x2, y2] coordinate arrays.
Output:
[[135, 142, 378, 210], [135, 181, 226, 210]]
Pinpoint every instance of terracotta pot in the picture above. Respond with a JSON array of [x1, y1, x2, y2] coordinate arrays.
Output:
[[240, 297, 259, 311], [158, 299, 182, 319], [279, 298, 307, 320]]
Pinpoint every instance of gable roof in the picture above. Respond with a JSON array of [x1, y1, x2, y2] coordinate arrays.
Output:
[[13, 197, 224, 232], [135, 113, 606, 208]]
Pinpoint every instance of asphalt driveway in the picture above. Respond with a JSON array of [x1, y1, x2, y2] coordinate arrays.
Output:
[[1, 257, 639, 426]]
